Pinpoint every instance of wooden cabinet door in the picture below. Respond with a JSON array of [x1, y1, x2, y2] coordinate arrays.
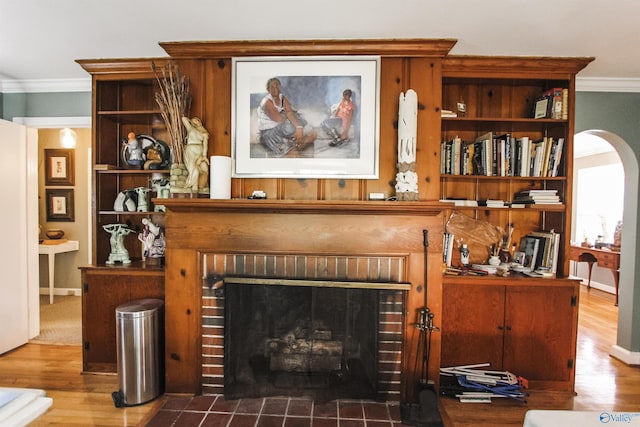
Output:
[[82, 269, 165, 372], [503, 285, 576, 383], [82, 272, 130, 371], [129, 275, 165, 302], [441, 283, 506, 369]]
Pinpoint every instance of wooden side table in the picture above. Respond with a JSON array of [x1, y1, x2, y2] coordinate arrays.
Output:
[[570, 245, 620, 305], [38, 240, 79, 304]]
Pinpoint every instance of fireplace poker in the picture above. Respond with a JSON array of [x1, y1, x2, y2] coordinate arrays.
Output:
[[401, 229, 443, 426]]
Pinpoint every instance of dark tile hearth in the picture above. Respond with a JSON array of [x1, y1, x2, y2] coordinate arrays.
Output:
[[145, 395, 409, 427]]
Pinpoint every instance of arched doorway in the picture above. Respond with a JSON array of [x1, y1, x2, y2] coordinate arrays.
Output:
[[574, 130, 640, 364]]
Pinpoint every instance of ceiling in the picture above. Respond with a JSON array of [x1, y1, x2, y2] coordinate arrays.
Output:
[[1, 0, 639, 90]]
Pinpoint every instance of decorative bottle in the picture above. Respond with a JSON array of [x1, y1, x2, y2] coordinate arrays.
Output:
[[460, 244, 470, 266]]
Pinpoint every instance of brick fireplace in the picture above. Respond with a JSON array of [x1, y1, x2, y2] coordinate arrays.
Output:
[[161, 199, 444, 403], [199, 253, 410, 401]]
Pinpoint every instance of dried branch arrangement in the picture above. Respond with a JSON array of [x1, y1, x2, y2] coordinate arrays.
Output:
[[153, 61, 192, 164]]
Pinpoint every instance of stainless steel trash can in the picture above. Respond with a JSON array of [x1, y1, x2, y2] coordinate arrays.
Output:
[[113, 298, 164, 407]]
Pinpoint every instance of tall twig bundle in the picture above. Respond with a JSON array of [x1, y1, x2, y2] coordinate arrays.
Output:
[[153, 61, 191, 165]]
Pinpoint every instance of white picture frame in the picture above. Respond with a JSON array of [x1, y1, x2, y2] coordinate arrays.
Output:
[[232, 56, 381, 179]]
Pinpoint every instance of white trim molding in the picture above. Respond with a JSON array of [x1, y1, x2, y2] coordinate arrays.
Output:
[[577, 77, 640, 93], [610, 344, 640, 366], [1, 78, 91, 94], [39, 287, 82, 297]]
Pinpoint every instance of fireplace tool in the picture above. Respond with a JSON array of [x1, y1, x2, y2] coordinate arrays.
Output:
[[401, 230, 443, 427]]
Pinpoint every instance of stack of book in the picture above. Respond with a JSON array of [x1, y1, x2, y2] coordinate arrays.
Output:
[[517, 230, 560, 273], [512, 189, 561, 205], [475, 199, 506, 207]]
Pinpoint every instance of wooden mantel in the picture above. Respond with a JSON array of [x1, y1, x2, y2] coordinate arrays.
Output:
[[161, 198, 445, 402], [160, 198, 445, 215]]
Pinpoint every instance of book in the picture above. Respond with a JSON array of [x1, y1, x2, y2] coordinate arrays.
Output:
[[516, 136, 530, 177], [453, 136, 462, 175], [519, 236, 540, 269], [475, 132, 493, 176], [534, 97, 549, 119], [443, 232, 454, 266], [561, 89, 569, 120], [550, 138, 564, 177], [551, 88, 564, 120]]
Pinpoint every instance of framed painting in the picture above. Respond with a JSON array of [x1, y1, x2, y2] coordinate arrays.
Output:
[[45, 148, 75, 186], [232, 56, 381, 178], [46, 188, 75, 222]]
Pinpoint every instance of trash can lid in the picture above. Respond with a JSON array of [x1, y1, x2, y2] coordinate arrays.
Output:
[[116, 298, 164, 318]]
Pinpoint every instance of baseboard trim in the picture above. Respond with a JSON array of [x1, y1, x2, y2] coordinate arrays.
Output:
[[39, 287, 81, 297], [571, 277, 616, 295], [610, 345, 640, 366]]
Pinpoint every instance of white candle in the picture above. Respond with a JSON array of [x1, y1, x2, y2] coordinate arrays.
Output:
[[209, 156, 232, 199]]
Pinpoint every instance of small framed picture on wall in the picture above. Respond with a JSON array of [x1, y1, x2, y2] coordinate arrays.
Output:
[[46, 189, 75, 222], [45, 149, 75, 186]]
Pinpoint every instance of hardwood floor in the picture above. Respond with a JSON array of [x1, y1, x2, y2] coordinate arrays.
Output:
[[0, 343, 163, 426], [0, 285, 637, 426]]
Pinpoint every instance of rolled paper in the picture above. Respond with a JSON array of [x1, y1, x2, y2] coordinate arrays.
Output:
[[209, 156, 232, 199]]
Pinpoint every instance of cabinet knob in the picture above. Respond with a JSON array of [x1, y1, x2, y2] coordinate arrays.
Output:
[[498, 325, 504, 330]]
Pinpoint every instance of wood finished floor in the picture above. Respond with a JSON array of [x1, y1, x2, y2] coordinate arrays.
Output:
[[0, 285, 637, 426]]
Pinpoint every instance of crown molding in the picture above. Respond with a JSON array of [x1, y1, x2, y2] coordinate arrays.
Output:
[[576, 77, 640, 93], [0, 78, 91, 94], [2, 76, 639, 94]]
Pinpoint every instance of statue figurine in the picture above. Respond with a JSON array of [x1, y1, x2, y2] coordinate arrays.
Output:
[[182, 116, 210, 193], [122, 132, 145, 167], [134, 187, 152, 212], [138, 218, 166, 263], [150, 178, 170, 212], [103, 224, 136, 264]]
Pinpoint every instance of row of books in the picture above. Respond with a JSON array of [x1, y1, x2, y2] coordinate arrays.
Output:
[[534, 88, 569, 120], [517, 230, 561, 273], [440, 132, 564, 178]]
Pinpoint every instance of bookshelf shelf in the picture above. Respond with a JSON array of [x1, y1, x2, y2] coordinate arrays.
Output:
[[442, 116, 568, 124], [439, 56, 589, 280]]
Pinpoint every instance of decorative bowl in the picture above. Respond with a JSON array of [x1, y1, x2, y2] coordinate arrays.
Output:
[[46, 229, 65, 239]]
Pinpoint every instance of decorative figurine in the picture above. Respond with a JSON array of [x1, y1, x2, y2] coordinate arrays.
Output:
[[150, 178, 170, 212], [182, 116, 210, 193], [612, 220, 623, 251], [134, 187, 151, 212], [122, 132, 144, 167], [138, 218, 165, 264], [113, 189, 137, 212], [395, 89, 419, 201], [103, 224, 136, 264]]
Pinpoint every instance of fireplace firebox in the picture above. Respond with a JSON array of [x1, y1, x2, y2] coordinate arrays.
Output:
[[224, 279, 380, 401]]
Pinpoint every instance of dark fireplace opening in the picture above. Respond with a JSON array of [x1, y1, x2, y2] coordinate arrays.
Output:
[[224, 281, 378, 401]]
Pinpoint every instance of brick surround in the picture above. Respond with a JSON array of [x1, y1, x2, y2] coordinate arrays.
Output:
[[200, 253, 408, 401]]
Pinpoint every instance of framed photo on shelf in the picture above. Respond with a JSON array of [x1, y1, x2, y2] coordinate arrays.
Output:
[[232, 56, 381, 178], [45, 149, 75, 186], [46, 189, 75, 222]]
